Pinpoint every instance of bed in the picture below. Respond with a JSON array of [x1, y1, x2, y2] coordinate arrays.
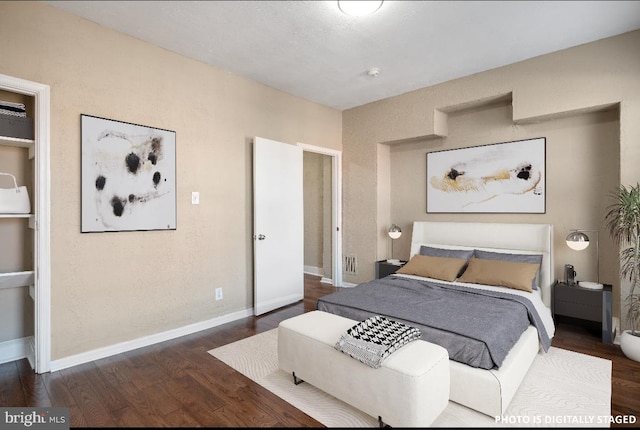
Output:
[[317, 221, 556, 417]]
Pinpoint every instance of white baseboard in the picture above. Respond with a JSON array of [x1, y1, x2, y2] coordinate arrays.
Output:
[[50, 308, 254, 372], [0, 336, 33, 365], [304, 265, 324, 277], [303, 266, 333, 285], [341, 281, 358, 288]]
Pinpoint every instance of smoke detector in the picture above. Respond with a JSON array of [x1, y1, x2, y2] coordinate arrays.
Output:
[[367, 68, 380, 77]]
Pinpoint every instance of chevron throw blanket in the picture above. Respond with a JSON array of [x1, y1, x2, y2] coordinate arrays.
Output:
[[335, 315, 422, 368]]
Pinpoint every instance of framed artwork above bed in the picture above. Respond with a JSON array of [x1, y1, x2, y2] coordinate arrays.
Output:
[[426, 137, 546, 213]]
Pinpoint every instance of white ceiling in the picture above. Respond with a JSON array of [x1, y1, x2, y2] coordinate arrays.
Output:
[[46, 0, 640, 111]]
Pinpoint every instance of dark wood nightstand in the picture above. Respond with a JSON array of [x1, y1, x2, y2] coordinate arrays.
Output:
[[375, 260, 406, 279], [552, 281, 613, 344]]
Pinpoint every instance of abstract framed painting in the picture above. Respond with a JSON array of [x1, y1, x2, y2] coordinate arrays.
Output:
[[426, 137, 546, 213], [81, 114, 177, 232]]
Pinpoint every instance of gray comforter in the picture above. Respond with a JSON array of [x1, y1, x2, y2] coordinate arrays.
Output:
[[317, 275, 551, 370]]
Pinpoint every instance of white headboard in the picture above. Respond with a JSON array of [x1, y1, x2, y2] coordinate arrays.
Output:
[[410, 221, 554, 307]]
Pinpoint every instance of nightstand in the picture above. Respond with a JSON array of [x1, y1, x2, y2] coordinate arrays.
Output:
[[375, 260, 406, 279], [552, 281, 613, 344]]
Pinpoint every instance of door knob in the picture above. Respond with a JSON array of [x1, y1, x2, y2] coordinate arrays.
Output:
[[257, 234, 266, 240]]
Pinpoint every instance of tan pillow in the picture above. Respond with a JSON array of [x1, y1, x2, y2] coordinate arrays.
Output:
[[457, 257, 539, 292], [396, 254, 468, 282]]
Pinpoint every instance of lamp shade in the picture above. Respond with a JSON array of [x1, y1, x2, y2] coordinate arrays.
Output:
[[566, 230, 590, 251], [388, 224, 402, 239]]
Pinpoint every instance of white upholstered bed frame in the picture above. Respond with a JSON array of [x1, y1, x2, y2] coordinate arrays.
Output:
[[409, 221, 554, 417]]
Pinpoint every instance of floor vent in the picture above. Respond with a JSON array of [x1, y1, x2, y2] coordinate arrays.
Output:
[[344, 255, 357, 275]]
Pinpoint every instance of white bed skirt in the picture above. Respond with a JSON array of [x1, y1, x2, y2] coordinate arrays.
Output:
[[450, 325, 540, 416]]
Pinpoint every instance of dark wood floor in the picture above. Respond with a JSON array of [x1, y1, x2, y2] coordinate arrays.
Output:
[[1, 274, 639, 427]]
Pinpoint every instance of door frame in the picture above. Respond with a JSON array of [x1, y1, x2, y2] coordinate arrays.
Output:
[[297, 143, 342, 287], [0, 73, 51, 373]]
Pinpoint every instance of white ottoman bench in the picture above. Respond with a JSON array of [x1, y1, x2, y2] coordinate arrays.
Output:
[[277, 310, 450, 428]]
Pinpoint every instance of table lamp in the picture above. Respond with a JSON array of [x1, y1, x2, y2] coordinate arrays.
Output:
[[387, 224, 402, 264], [565, 229, 603, 289]]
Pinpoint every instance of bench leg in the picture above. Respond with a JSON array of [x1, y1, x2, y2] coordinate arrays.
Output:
[[292, 372, 304, 385], [378, 416, 391, 428]]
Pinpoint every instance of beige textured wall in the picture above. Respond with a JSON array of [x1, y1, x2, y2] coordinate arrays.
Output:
[[390, 102, 619, 286], [376, 143, 391, 261], [0, 2, 341, 360], [343, 30, 640, 327]]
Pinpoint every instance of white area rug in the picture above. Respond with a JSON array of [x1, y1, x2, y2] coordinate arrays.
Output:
[[208, 329, 612, 428]]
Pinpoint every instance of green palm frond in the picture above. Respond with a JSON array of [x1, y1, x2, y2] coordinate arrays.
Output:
[[605, 184, 640, 248], [619, 247, 640, 281], [625, 293, 640, 330], [604, 183, 640, 333]]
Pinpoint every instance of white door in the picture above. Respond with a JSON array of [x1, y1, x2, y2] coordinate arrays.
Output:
[[253, 137, 304, 315]]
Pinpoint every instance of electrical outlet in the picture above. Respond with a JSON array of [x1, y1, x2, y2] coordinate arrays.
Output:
[[191, 191, 200, 205], [215, 287, 223, 300]]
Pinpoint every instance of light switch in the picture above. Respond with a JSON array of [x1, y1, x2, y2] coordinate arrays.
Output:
[[191, 191, 200, 205]]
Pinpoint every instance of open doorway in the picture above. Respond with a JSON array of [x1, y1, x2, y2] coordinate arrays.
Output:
[[299, 143, 342, 286], [0, 73, 51, 373]]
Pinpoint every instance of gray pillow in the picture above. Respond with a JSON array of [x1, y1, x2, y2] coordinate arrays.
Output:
[[472, 249, 543, 290], [419, 245, 474, 278]]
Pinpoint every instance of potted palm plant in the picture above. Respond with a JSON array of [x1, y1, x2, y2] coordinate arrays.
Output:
[[604, 183, 640, 361]]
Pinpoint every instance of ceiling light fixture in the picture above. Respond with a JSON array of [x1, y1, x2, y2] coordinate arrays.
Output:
[[338, 1, 384, 16], [367, 68, 380, 77]]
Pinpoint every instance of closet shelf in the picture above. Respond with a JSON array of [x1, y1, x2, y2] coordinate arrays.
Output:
[[0, 214, 35, 228], [0, 214, 32, 218], [0, 271, 34, 290], [0, 135, 35, 159], [0, 135, 34, 148]]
